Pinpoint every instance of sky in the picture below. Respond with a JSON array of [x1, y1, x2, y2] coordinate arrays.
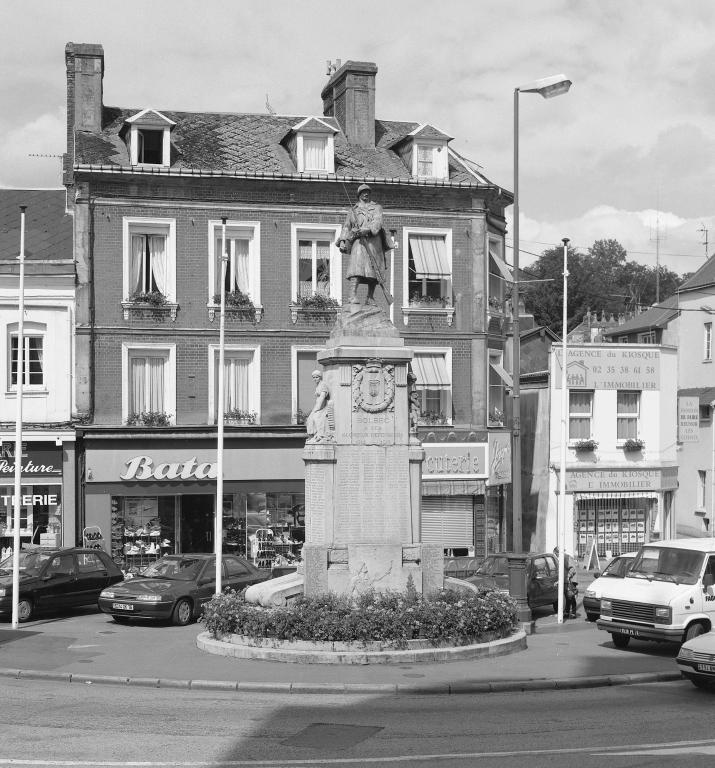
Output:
[[2, 0, 714, 278]]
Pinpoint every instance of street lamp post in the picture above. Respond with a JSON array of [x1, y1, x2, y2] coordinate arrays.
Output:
[[557, 237, 570, 625], [215, 217, 228, 595], [511, 74, 572, 556]]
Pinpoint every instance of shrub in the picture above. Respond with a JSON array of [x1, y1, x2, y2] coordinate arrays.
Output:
[[213, 289, 255, 311], [201, 585, 517, 648], [224, 408, 257, 423], [293, 293, 339, 310]]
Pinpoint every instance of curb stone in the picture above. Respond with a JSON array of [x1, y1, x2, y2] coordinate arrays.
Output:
[[0, 667, 683, 694]]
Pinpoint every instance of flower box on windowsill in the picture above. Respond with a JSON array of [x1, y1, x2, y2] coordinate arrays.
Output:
[[417, 413, 448, 427], [290, 295, 340, 324], [122, 292, 178, 321], [402, 300, 455, 327], [224, 410, 258, 427], [126, 411, 172, 427], [572, 439, 599, 453], [208, 291, 263, 323], [621, 438, 645, 452]]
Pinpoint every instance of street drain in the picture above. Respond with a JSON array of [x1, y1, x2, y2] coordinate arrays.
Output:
[[282, 723, 383, 749]]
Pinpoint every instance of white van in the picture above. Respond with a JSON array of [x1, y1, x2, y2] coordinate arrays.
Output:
[[597, 538, 715, 648]]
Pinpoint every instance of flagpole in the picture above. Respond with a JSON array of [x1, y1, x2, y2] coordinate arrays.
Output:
[[11, 206, 27, 628]]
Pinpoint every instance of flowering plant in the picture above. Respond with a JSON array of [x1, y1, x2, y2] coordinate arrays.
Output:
[[622, 438, 645, 452], [573, 438, 598, 452], [128, 290, 166, 306]]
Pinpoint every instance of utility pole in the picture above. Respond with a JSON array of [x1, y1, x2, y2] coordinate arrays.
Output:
[[698, 225, 709, 262]]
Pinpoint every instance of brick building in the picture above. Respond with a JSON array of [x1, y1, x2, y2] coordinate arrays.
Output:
[[64, 44, 514, 571]]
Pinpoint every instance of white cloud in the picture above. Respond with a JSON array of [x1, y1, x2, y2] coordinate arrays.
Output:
[[0, 109, 65, 188]]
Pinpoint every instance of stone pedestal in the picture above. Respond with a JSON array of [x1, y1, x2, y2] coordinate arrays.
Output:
[[302, 305, 443, 597]]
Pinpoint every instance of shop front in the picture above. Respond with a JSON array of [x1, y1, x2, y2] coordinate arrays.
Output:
[[0, 436, 76, 558], [560, 466, 678, 559], [420, 433, 511, 558], [81, 432, 305, 574]]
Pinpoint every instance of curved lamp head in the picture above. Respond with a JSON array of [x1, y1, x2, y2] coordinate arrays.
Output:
[[518, 74, 572, 99]]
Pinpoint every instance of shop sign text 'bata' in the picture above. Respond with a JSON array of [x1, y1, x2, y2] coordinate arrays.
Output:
[[119, 455, 217, 481]]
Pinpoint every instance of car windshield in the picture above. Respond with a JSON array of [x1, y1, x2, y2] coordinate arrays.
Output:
[[0, 551, 53, 577], [629, 547, 704, 585], [602, 557, 631, 578], [475, 556, 509, 576], [140, 557, 205, 581]]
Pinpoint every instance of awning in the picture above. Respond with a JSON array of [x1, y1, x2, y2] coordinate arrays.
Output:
[[489, 245, 514, 283], [422, 479, 486, 496], [489, 361, 513, 388], [410, 235, 450, 278], [412, 354, 450, 389]]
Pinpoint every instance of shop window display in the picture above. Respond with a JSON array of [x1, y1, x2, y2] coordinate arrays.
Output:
[[111, 496, 175, 573], [576, 496, 653, 558], [243, 492, 304, 571], [0, 484, 62, 558]]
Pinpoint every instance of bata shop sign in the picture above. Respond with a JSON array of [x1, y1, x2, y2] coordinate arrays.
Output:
[[119, 455, 217, 481]]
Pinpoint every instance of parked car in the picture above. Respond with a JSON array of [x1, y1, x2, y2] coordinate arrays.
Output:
[[677, 629, 715, 690], [464, 552, 560, 611], [582, 552, 637, 622], [98, 553, 268, 626], [0, 547, 124, 622]]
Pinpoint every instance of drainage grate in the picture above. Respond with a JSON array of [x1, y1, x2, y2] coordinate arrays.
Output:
[[282, 723, 383, 749]]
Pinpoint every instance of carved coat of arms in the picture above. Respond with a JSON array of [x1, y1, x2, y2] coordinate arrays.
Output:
[[352, 359, 395, 413]]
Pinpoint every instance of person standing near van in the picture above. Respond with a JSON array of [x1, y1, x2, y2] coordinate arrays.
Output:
[[565, 563, 578, 618]]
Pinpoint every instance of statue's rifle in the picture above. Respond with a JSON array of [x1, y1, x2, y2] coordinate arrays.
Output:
[[340, 183, 394, 305]]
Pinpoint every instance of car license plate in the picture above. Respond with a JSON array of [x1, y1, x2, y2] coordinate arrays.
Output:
[[620, 628, 640, 636], [697, 663, 715, 673], [112, 602, 133, 611]]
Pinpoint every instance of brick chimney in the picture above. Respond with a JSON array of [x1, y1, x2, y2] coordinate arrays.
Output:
[[321, 61, 377, 146], [65, 43, 104, 133]]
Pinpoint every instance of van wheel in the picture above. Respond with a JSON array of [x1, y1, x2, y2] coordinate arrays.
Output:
[[172, 598, 193, 626], [611, 632, 630, 648], [685, 623, 707, 643]]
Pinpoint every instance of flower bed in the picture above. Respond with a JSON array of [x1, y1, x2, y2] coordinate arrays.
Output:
[[201, 585, 517, 650]]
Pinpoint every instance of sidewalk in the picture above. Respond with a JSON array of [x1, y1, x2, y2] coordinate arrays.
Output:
[[0, 572, 684, 695]]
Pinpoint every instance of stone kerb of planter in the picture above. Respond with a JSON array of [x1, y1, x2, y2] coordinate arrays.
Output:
[[196, 629, 527, 665]]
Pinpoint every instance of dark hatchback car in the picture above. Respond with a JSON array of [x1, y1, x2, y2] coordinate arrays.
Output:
[[98, 553, 268, 626], [0, 547, 124, 622], [465, 552, 560, 611]]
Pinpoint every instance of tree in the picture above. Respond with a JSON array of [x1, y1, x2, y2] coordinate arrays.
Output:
[[521, 238, 684, 334]]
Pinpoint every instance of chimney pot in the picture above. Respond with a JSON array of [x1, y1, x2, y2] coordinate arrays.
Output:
[[321, 60, 377, 146]]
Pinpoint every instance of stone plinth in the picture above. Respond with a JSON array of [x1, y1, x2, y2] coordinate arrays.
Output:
[[300, 306, 440, 597]]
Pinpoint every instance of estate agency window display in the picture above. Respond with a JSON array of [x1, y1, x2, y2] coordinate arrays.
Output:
[[575, 494, 653, 559]]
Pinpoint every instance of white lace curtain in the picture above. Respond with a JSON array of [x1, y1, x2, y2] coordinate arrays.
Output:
[[303, 137, 326, 170], [130, 356, 165, 413], [215, 354, 251, 414], [131, 234, 167, 295], [215, 237, 249, 294]]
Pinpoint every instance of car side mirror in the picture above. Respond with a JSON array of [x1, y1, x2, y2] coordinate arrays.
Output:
[[703, 573, 714, 589]]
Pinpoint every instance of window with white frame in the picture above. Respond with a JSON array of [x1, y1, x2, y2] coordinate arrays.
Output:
[[208, 345, 260, 424], [126, 110, 174, 167], [122, 344, 175, 423], [208, 221, 260, 305], [488, 238, 511, 312], [488, 350, 511, 426], [569, 390, 593, 440], [303, 137, 328, 171], [413, 141, 448, 179], [291, 225, 342, 302], [137, 129, 163, 164], [411, 350, 452, 424], [293, 348, 321, 424], [638, 331, 656, 344], [404, 227, 452, 305], [616, 390, 640, 440], [293, 119, 335, 173], [123, 218, 176, 302], [698, 470, 707, 509], [8, 323, 45, 390], [705, 322, 712, 361]]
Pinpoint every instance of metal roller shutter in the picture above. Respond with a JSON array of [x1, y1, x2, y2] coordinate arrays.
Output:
[[421, 496, 474, 548]]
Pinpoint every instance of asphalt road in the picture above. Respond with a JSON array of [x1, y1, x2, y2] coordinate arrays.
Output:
[[1, 676, 714, 767]]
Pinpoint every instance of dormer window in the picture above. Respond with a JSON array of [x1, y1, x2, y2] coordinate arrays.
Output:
[[414, 141, 448, 179], [125, 109, 175, 168], [288, 117, 337, 174]]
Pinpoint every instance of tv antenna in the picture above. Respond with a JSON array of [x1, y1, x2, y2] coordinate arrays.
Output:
[[698, 224, 709, 261], [649, 208, 668, 303], [28, 153, 64, 178]]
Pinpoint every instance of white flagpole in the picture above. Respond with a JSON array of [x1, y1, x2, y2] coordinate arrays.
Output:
[[215, 218, 227, 595], [557, 237, 570, 624], [11, 206, 27, 628]]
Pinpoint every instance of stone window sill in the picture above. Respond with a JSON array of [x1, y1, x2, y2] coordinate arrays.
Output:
[[207, 304, 264, 323], [401, 306, 455, 326], [122, 301, 178, 321]]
